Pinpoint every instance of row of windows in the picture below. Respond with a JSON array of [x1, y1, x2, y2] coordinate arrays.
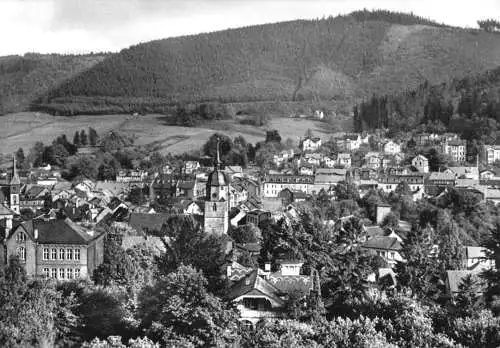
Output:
[[43, 268, 81, 279], [377, 251, 397, 259], [43, 248, 81, 261], [17, 247, 81, 261]]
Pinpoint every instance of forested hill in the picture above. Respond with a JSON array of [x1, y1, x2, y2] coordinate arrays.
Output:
[[4, 10, 500, 116], [354, 67, 500, 142], [0, 53, 108, 114]]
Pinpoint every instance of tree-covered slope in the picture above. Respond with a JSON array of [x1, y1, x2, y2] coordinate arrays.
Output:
[[355, 66, 500, 142], [8, 10, 500, 115], [0, 53, 108, 114]]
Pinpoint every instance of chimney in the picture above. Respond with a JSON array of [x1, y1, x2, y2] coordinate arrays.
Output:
[[34, 229, 38, 240], [264, 262, 271, 272], [226, 265, 232, 279]]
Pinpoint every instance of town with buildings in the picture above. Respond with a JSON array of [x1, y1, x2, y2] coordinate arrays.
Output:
[[1, 122, 499, 346], [2, 4, 500, 348]]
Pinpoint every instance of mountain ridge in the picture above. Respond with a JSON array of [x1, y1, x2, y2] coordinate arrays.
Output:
[[1, 10, 499, 116]]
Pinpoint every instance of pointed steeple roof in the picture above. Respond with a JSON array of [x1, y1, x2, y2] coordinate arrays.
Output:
[[10, 154, 20, 186]]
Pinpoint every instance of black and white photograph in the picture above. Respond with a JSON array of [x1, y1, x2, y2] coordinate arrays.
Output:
[[1, 0, 500, 346]]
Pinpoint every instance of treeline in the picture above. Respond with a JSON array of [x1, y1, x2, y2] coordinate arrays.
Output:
[[354, 67, 500, 142], [342, 9, 448, 27]]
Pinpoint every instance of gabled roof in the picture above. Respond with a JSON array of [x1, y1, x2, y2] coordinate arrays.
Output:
[[466, 246, 488, 259], [363, 236, 402, 251], [13, 218, 98, 245], [428, 172, 456, 181], [446, 270, 484, 293], [227, 270, 284, 306], [128, 213, 176, 233], [0, 204, 15, 215]]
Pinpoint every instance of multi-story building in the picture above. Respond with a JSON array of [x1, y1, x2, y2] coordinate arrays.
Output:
[[336, 153, 351, 168], [262, 174, 314, 197], [383, 140, 402, 155], [412, 155, 429, 173], [3, 218, 104, 280], [377, 174, 425, 200], [483, 145, 500, 164], [335, 133, 361, 152], [116, 170, 148, 183], [302, 137, 322, 152], [442, 140, 466, 163]]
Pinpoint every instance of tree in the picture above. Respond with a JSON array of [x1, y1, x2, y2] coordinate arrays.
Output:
[[265, 129, 282, 143], [80, 130, 88, 146], [202, 133, 233, 163], [482, 223, 500, 313], [230, 223, 261, 243], [138, 265, 239, 347], [478, 18, 500, 32], [66, 155, 99, 180], [44, 143, 70, 166], [334, 181, 360, 201], [27, 141, 46, 167], [93, 236, 137, 287], [0, 260, 78, 347], [304, 128, 314, 138], [73, 131, 81, 146], [454, 274, 483, 318], [156, 216, 228, 292], [381, 211, 400, 230], [89, 127, 99, 146], [15, 148, 25, 168], [395, 225, 441, 299]]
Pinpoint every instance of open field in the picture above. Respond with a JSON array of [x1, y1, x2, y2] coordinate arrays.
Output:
[[0, 112, 352, 159]]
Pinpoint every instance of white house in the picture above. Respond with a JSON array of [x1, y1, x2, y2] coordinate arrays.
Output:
[[302, 137, 322, 152], [465, 246, 494, 270], [383, 140, 402, 155], [483, 145, 500, 164], [443, 140, 466, 163], [412, 155, 429, 173], [336, 153, 352, 168]]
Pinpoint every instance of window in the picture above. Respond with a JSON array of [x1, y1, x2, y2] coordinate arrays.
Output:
[[390, 252, 395, 259], [43, 248, 49, 260], [59, 248, 65, 260], [43, 268, 49, 277], [66, 249, 73, 260], [59, 268, 65, 279], [67, 268, 73, 279], [16, 232, 26, 242], [51, 248, 57, 260], [75, 268, 81, 278], [51, 268, 57, 279], [17, 247, 26, 260], [74, 249, 80, 261]]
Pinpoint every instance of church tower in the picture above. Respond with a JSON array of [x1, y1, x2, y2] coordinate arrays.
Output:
[[9, 155, 20, 214], [204, 139, 229, 235]]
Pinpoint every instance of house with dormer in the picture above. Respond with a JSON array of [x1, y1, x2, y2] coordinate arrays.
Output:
[[227, 260, 317, 326]]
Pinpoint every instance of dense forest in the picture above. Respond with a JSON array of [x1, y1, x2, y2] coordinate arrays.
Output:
[[0, 53, 108, 114], [26, 10, 500, 116], [354, 67, 500, 142]]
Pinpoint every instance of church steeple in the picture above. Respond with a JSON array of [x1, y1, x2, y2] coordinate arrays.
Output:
[[10, 154, 20, 186], [9, 154, 20, 214], [216, 137, 222, 170]]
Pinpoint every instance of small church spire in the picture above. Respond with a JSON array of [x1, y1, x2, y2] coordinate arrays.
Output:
[[10, 153, 20, 185], [216, 137, 222, 169]]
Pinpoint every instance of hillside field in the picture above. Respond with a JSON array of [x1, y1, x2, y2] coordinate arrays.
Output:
[[0, 113, 352, 158]]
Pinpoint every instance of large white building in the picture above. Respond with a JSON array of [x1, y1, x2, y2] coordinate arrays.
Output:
[[483, 145, 500, 164], [442, 140, 466, 163], [262, 174, 314, 197]]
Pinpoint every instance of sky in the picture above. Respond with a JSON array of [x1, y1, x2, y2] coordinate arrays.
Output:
[[0, 0, 499, 56]]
